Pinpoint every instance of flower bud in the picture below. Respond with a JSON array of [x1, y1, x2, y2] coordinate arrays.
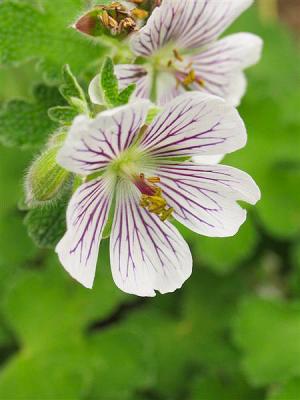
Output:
[[25, 146, 70, 205], [73, 3, 138, 39]]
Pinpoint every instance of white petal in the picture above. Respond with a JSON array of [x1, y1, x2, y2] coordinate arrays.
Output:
[[192, 154, 224, 165], [88, 65, 151, 105], [56, 177, 114, 288], [141, 92, 246, 159], [157, 162, 260, 237], [88, 75, 103, 105], [156, 72, 185, 106], [57, 101, 150, 175], [115, 64, 151, 100], [110, 183, 192, 297], [190, 33, 263, 106], [131, 0, 254, 56]]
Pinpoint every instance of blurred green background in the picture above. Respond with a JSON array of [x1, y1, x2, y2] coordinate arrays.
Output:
[[1, 0, 300, 399]]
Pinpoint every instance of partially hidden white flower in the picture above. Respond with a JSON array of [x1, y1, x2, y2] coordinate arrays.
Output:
[[89, 0, 263, 107], [55, 92, 260, 297]]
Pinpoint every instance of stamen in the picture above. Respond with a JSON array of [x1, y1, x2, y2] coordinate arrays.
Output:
[[98, 2, 138, 35], [183, 69, 196, 86], [134, 173, 173, 221], [173, 49, 183, 62], [131, 8, 149, 19]]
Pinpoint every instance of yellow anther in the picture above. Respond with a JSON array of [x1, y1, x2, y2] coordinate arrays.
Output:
[[131, 8, 149, 19], [101, 10, 110, 27], [183, 69, 196, 86], [160, 207, 174, 222], [135, 174, 174, 221], [196, 78, 205, 87], [108, 16, 119, 29], [173, 49, 183, 62], [147, 177, 161, 183]]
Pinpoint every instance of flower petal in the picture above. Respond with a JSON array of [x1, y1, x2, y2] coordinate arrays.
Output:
[[157, 162, 260, 237], [57, 101, 150, 175], [192, 154, 224, 165], [140, 92, 246, 159], [156, 72, 185, 106], [55, 177, 114, 288], [190, 33, 263, 106], [89, 65, 151, 105], [110, 183, 192, 296], [131, 0, 254, 56]]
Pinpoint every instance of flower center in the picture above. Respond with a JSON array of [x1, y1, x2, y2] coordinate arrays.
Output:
[[152, 47, 205, 90], [134, 173, 174, 221]]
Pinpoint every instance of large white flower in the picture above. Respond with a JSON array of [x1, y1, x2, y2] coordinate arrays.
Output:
[[56, 92, 260, 297], [90, 0, 263, 107]]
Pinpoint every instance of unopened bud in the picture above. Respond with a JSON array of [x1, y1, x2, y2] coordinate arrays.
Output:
[[26, 146, 70, 205]]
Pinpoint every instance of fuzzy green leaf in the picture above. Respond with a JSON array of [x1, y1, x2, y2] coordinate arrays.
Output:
[[0, 85, 64, 149], [0, 1, 105, 80], [117, 84, 136, 106], [100, 57, 136, 107], [48, 106, 78, 125], [24, 192, 71, 249], [100, 57, 119, 107]]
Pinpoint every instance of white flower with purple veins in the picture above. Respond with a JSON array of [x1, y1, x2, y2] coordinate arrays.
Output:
[[56, 92, 260, 296], [89, 0, 263, 107]]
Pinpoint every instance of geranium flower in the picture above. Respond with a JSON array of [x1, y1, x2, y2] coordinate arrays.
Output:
[[56, 92, 260, 296], [90, 0, 263, 106]]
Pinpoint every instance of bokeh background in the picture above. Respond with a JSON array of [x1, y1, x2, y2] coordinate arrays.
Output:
[[0, 0, 300, 399]]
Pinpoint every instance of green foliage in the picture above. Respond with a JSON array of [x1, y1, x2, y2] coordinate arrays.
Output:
[[0, 85, 64, 149], [101, 58, 136, 107], [24, 191, 71, 249], [193, 218, 259, 274], [233, 296, 300, 386], [48, 106, 78, 125], [267, 378, 300, 400], [0, 1, 105, 81]]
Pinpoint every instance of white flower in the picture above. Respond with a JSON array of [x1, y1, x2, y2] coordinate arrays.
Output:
[[55, 92, 260, 297], [90, 0, 263, 107]]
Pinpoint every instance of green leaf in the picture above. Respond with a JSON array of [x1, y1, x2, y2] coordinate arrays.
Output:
[[100, 57, 136, 107], [24, 191, 71, 249], [117, 84, 136, 106], [0, 84, 64, 149], [189, 374, 261, 400], [233, 296, 300, 386], [0, 1, 105, 81], [192, 218, 259, 274], [60, 65, 86, 102], [100, 58, 119, 107], [267, 378, 300, 400], [48, 106, 78, 125]]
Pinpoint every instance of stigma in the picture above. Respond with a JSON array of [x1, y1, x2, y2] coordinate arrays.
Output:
[[134, 174, 174, 222]]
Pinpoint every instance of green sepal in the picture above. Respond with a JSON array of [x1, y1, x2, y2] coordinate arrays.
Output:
[[100, 57, 136, 108], [25, 146, 70, 205], [101, 57, 119, 107], [146, 106, 161, 124], [60, 65, 89, 115], [61, 65, 86, 103], [48, 106, 78, 125], [117, 84, 136, 106]]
